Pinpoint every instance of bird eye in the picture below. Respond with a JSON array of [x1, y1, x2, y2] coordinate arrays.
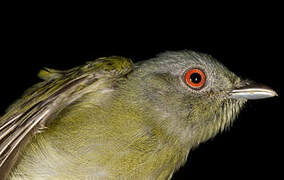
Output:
[[184, 68, 206, 89]]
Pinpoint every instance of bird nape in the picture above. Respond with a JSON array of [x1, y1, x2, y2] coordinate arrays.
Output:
[[0, 50, 277, 180]]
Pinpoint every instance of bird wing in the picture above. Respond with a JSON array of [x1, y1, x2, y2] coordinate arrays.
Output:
[[0, 56, 133, 178]]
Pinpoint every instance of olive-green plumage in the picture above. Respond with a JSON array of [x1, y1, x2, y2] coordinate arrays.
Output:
[[0, 50, 277, 179]]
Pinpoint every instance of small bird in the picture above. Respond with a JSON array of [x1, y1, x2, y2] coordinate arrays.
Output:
[[0, 50, 277, 179]]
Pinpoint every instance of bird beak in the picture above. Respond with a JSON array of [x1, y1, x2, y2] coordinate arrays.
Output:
[[229, 82, 278, 100]]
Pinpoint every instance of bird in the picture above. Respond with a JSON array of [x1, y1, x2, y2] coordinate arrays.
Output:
[[0, 50, 277, 179]]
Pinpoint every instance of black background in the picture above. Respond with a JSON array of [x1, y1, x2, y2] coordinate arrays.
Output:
[[0, 3, 282, 179]]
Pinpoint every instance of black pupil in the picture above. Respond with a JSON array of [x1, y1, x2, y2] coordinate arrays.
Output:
[[190, 73, 202, 84]]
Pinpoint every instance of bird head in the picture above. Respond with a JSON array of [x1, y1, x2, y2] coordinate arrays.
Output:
[[121, 50, 277, 147]]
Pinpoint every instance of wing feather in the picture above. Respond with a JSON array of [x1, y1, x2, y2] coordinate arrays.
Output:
[[0, 56, 133, 179]]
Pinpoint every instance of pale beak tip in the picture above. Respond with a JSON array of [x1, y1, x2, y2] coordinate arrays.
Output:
[[229, 83, 278, 100]]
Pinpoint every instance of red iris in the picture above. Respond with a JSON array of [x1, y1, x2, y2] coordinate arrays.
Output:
[[185, 68, 206, 89]]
